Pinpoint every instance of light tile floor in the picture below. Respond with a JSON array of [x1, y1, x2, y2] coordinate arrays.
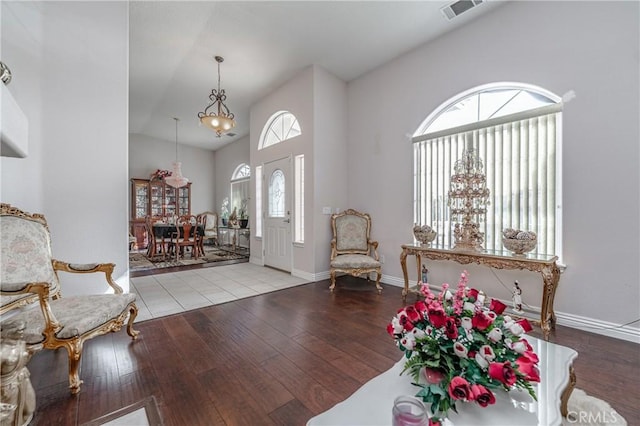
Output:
[[130, 263, 310, 322]]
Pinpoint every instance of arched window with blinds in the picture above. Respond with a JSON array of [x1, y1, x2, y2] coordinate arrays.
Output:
[[413, 83, 563, 257]]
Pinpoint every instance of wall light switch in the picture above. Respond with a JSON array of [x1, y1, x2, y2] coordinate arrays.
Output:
[[322, 207, 332, 215]]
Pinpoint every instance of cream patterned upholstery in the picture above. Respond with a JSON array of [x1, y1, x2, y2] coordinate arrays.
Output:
[[199, 211, 219, 246], [0, 203, 139, 395], [330, 209, 382, 293]]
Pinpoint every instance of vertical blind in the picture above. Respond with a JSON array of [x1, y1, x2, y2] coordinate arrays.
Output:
[[413, 105, 560, 255]]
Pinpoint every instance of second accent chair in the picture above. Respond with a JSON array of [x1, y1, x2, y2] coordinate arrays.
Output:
[[198, 211, 219, 247], [329, 209, 382, 293]]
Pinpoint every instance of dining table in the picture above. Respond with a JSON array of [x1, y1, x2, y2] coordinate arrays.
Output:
[[149, 223, 204, 259]]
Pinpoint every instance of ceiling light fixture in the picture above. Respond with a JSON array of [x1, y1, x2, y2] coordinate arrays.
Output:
[[198, 55, 236, 137], [165, 117, 189, 188]]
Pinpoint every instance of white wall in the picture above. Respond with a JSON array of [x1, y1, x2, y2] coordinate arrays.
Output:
[[129, 133, 216, 214], [1, 1, 45, 212], [2, 2, 130, 294], [312, 66, 348, 276], [347, 1, 640, 340]]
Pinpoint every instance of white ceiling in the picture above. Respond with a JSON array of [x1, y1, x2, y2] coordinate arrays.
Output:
[[129, 1, 504, 151]]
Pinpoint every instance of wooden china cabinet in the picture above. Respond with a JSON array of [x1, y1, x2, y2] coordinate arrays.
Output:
[[130, 178, 191, 249]]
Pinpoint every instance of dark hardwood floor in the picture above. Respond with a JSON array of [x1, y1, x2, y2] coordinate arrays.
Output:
[[28, 277, 639, 425]]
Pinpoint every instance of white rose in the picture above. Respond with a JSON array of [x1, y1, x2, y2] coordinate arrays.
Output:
[[391, 317, 404, 334], [510, 340, 528, 354], [411, 328, 426, 339], [476, 291, 486, 305], [475, 352, 489, 369], [454, 342, 468, 358], [479, 345, 496, 361], [460, 317, 473, 330], [401, 336, 416, 350], [509, 322, 525, 336], [487, 327, 503, 343], [444, 290, 453, 301], [463, 302, 476, 312]]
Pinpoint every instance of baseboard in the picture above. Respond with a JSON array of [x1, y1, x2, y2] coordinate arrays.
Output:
[[265, 267, 640, 343], [554, 311, 640, 344]]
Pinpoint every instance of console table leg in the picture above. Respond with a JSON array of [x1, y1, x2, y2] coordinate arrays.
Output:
[[561, 365, 576, 418], [541, 264, 561, 340], [400, 249, 409, 300]]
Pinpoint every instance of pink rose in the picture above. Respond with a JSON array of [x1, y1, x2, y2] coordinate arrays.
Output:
[[448, 376, 473, 401], [444, 317, 459, 339], [414, 300, 427, 317], [399, 314, 415, 332], [428, 307, 447, 328], [489, 299, 507, 315], [517, 318, 533, 333], [471, 384, 496, 407], [488, 361, 517, 386], [467, 288, 479, 301], [472, 311, 493, 331], [516, 356, 541, 382], [405, 306, 421, 323]]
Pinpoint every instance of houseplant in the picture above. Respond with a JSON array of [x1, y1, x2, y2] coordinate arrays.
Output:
[[386, 271, 539, 425], [221, 197, 230, 226], [239, 198, 249, 229]]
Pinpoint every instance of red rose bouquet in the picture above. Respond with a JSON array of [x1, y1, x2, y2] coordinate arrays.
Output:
[[386, 271, 539, 424]]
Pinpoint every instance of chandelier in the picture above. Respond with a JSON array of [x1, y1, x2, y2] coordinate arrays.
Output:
[[198, 55, 236, 137], [165, 117, 189, 188]]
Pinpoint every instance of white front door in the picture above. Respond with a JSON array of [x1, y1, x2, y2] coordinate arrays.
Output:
[[263, 157, 292, 272]]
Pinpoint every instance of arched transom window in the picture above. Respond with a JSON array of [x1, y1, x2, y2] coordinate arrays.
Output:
[[259, 111, 301, 149]]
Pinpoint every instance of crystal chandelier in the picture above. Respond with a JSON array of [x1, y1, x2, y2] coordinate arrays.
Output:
[[198, 55, 236, 137], [165, 118, 189, 188], [447, 147, 490, 251]]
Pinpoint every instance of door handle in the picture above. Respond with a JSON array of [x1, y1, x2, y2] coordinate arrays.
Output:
[[283, 218, 290, 223]]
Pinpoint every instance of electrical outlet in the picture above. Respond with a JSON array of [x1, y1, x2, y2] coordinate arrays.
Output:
[[322, 207, 332, 215], [380, 255, 385, 264]]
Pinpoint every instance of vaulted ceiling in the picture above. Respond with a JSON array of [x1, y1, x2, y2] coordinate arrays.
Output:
[[129, 1, 504, 151]]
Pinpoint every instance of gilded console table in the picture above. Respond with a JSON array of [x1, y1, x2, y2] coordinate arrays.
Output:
[[400, 244, 561, 340]]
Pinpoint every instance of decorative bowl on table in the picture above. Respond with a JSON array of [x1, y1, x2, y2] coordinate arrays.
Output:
[[413, 224, 437, 245], [502, 228, 537, 255]]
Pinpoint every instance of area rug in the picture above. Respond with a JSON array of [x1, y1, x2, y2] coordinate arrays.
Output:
[[129, 246, 248, 272], [81, 396, 162, 426], [562, 388, 627, 426]]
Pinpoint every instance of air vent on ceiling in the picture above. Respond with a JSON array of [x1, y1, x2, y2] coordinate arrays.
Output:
[[441, 0, 484, 20], [225, 132, 236, 137]]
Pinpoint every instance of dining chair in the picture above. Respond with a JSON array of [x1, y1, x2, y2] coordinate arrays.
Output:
[[169, 215, 200, 260], [144, 216, 168, 260]]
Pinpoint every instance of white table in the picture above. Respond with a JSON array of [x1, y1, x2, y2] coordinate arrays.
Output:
[[307, 336, 577, 426]]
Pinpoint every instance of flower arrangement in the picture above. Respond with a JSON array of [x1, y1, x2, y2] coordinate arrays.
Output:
[[386, 271, 540, 425], [151, 169, 172, 181], [221, 197, 230, 222]]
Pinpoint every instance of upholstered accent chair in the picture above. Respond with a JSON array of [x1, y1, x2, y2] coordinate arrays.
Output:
[[330, 209, 382, 293], [198, 211, 219, 247], [0, 204, 139, 395]]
